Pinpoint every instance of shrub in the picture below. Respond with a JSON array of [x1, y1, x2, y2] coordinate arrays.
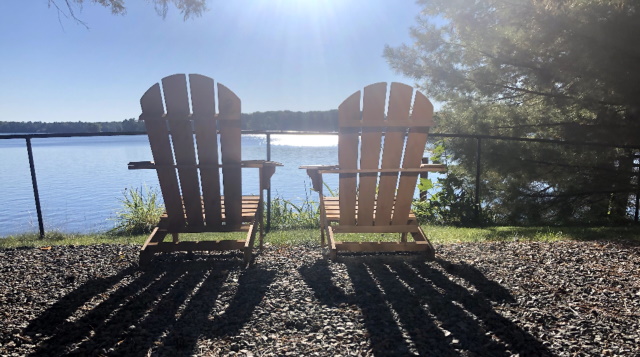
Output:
[[109, 186, 164, 236], [269, 196, 320, 230]]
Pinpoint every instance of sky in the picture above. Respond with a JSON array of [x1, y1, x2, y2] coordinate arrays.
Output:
[[0, 0, 423, 122]]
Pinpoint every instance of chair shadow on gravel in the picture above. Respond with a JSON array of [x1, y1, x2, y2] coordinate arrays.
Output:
[[300, 255, 552, 357], [24, 254, 275, 357]]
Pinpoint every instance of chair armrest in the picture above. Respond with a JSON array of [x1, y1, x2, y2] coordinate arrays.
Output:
[[242, 160, 283, 168], [317, 166, 446, 174], [419, 163, 447, 172], [245, 160, 283, 190], [128, 160, 283, 170], [300, 165, 339, 191], [299, 165, 339, 170], [128, 161, 155, 170]]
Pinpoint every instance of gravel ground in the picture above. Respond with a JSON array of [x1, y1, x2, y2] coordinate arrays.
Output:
[[0, 240, 639, 356]]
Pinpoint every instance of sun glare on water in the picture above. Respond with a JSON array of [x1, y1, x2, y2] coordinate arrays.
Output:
[[271, 134, 337, 147]]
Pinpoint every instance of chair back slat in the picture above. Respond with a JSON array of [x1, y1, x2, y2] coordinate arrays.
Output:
[[162, 74, 204, 227], [337, 82, 435, 227], [217, 84, 243, 228], [190, 74, 222, 227], [140, 74, 243, 229], [140, 83, 185, 229], [375, 83, 413, 225], [337, 91, 361, 226], [392, 91, 434, 225], [357, 83, 387, 226]]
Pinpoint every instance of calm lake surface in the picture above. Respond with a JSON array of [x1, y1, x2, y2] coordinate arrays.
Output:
[[0, 134, 439, 236]]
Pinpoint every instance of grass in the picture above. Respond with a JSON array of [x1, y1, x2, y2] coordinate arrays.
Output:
[[0, 231, 148, 249], [2, 225, 639, 249]]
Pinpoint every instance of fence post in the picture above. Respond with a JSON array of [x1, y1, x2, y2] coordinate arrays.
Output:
[[475, 137, 482, 226], [26, 137, 45, 238], [266, 133, 272, 233]]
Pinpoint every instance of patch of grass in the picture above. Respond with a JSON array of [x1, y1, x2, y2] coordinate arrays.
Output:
[[423, 225, 640, 245], [0, 231, 147, 249], [3, 225, 639, 250], [269, 196, 319, 230], [108, 186, 164, 236]]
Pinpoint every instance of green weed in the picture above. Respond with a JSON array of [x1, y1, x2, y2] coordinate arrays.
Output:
[[108, 186, 164, 236]]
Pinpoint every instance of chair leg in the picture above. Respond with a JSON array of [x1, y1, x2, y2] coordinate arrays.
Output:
[[413, 227, 436, 261], [258, 201, 265, 250], [244, 246, 253, 265], [172, 232, 179, 243], [244, 220, 258, 266], [327, 226, 338, 261]]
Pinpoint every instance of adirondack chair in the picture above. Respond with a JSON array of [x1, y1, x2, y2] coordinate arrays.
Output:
[[301, 82, 446, 260], [129, 74, 281, 266]]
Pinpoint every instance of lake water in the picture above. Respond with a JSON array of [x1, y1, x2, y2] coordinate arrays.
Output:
[[0, 134, 439, 236]]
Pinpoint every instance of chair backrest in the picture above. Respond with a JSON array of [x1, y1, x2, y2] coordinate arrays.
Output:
[[140, 74, 242, 230], [338, 82, 435, 226]]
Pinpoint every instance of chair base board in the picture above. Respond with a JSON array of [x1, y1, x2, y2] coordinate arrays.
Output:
[[325, 226, 435, 261], [140, 219, 259, 267]]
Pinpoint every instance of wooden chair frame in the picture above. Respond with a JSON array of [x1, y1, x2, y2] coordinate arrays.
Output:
[[129, 74, 281, 266], [302, 82, 446, 260]]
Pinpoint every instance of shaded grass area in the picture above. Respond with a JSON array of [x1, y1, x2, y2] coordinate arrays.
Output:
[[2, 225, 639, 249]]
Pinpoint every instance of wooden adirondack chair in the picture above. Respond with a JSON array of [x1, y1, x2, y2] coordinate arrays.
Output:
[[301, 82, 446, 260], [129, 74, 281, 266]]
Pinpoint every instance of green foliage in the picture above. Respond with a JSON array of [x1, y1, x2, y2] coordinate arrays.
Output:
[[413, 172, 480, 226], [48, 0, 206, 22], [386, 0, 640, 225], [269, 196, 320, 230], [109, 186, 164, 236]]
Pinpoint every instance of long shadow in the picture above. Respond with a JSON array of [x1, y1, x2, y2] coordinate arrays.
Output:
[[300, 258, 456, 356], [28, 263, 188, 356], [435, 258, 515, 303], [24, 266, 138, 338], [24, 255, 272, 357], [407, 260, 552, 356], [301, 256, 551, 356], [158, 266, 276, 356]]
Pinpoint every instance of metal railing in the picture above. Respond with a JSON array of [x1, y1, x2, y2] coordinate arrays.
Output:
[[2, 130, 640, 237], [0, 130, 337, 237]]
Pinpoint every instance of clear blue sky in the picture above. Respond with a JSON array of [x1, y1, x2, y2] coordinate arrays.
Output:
[[0, 0, 423, 122]]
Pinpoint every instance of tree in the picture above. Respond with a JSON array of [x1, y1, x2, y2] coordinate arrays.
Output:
[[385, 0, 640, 224], [47, 0, 206, 26]]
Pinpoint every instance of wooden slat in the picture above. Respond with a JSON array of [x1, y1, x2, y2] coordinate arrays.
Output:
[[317, 165, 446, 174], [339, 121, 430, 128], [189, 74, 222, 227], [338, 91, 361, 225], [162, 74, 203, 227], [332, 225, 419, 234], [140, 82, 185, 229], [375, 83, 413, 225], [357, 83, 386, 226], [218, 83, 243, 227], [393, 90, 434, 225], [145, 240, 246, 253], [323, 197, 418, 223], [334, 241, 431, 253]]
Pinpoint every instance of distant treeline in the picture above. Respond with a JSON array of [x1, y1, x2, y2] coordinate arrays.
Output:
[[0, 119, 144, 134], [0, 110, 339, 134]]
